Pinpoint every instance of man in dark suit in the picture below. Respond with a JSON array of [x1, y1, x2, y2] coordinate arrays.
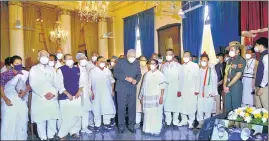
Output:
[[214, 53, 226, 114], [113, 49, 142, 133]]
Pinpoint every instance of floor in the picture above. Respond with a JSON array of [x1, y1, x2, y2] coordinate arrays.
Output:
[[28, 125, 200, 140]]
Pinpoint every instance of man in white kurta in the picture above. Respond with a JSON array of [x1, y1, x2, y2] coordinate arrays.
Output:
[[55, 48, 64, 69], [89, 56, 116, 130], [57, 54, 84, 139], [179, 51, 200, 128], [242, 49, 257, 106], [29, 50, 60, 140], [162, 49, 182, 126], [76, 53, 92, 134], [196, 54, 218, 128]]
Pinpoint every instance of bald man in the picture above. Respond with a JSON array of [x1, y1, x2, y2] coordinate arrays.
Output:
[[29, 50, 60, 140], [114, 49, 142, 133]]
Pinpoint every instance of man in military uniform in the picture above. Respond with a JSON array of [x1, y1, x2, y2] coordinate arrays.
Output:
[[223, 41, 246, 112]]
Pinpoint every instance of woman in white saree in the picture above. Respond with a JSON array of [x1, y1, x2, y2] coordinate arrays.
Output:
[[139, 59, 166, 135]]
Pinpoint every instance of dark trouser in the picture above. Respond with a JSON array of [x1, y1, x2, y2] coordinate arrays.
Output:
[[117, 87, 136, 129], [225, 81, 243, 112]]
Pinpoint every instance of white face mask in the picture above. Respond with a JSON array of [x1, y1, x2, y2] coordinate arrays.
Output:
[[150, 64, 156, 71], [99, 62, 106, 68], [111, 62, 115, 66], [201, 61, 207, 67], [80, 59, 87, 67], [57, 53, 63, 60], [166, 55, 173, 61], [216, 58, 220, 63], [183, 57, 190, 63], [245, 54, 252, 60], [254, 46, 259, 52], [128, 57, 136, 63], [92, 56, 97, 62], [224, 57, 230, 62], [229, 51, 236, 57], [40, 56, 49, 65], [65, 60, 74, 67], [48, 61, 55, 67]]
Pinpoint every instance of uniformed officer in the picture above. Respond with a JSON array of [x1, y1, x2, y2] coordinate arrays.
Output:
[[223, 41, 246, 112]]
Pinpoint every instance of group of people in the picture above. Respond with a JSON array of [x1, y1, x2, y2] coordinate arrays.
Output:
[[0, 37, 268, 140]]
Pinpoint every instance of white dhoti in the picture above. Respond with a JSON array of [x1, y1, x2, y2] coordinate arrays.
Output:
[[36, 120, 57, 140], [242, 77, 255, 106]]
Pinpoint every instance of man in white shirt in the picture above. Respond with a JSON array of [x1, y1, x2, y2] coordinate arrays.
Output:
[[55, 48, 64, 69], [178, 51, 200, 129], [29, 50, 60, 140], [161, 49, 182, 127]]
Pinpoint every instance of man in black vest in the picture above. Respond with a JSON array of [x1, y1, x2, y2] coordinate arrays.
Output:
[[254, 37, 268, 110]]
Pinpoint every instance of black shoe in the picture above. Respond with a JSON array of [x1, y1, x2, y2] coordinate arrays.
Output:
[[129, 127, 136, 133], [110, 118, 116, 126], [104, 124, 113, 130], [118, 128, 124, 133], [93, 126, 100, 131]]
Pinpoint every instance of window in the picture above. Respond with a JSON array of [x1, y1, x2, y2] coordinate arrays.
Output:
[[201, 5, 217, 64], [135, 25, 142, 57]]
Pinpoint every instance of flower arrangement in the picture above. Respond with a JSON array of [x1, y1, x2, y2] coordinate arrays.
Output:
[[228, 106, 268, 126]]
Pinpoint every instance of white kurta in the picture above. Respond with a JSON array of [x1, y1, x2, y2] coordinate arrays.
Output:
[[136, 66, 148, 113], [86, 61, 96, 72], [197, 67, 218, 113], [89, 67, 116, 116], [55, 60, 63, 69], [161, 61, 182, 112], [242, 58, 255, 105], [1, 70, 29, 140], [79, 65, 92, 111], [179, 62, 200, 115], [139, 70, 166, 135], [29, 64, 60, 123]]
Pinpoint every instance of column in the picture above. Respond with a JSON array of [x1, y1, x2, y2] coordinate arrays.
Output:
[[60, 10, 71, 54], [98, 20, 108, 59], [9, 2, 24, 63]]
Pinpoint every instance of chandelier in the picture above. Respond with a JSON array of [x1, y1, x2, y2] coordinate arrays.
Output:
[[78, 1, 109, 22], [50, 21, 68, 47]]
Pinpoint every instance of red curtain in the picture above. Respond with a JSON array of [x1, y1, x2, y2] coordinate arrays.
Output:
[[241, 1, 268, 43]]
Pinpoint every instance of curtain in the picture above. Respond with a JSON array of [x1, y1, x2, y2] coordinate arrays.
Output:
[[0, 1, 10, 62], [40, 7, 57, 54], [123, 14, 138, 55], [241, 1, 268, 43], [138, 8, 154, 58], [182, 1, 205, 57], [23, 4, 37, 68], [71, 13, 81, 57], [208, 1, 241, 54], [83, 22, 98, 55]]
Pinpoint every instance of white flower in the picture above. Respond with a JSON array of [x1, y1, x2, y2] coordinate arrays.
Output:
[[241, 106, 248, 111], [262, 118, 267, 123], [244, 116, 252, 123], [252, 109, 261, 115], [240, 111, 245, 117], [261, 108, 268, 114], [232, 114, 238, 120]]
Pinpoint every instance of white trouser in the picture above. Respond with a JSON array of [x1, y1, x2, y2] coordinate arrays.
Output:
[[164, 112, 179, 125], [136, 112, 142, 124], [36, 119, 57, 140], [82, 111, 90, 130], [1, 101, 28, 140], [58, 116, 81, 138], [196, 111, 211, 122], [94, 114, 115, 127], [181, 114, 195, 124], [89, 111, 94, 126]]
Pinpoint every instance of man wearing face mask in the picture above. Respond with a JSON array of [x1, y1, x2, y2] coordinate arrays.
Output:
[[254, 37, 268, 110], [49, 54, 57, 68], [114, 49, 142, 133], [178, 51, 200, 129], [76, 53, 93, 134], [214, 53, 226, 114], [109, 56, 118, 72], [197, 53, 218, 128], [57, 54, 84, 140], [1, 55, 30, 140], [242, 48, 258, 107], [86, 52, 99, 72], [55, 48, 64, 69], [223, 41, 246, 112], [161, 49, 182, 127], [29, 50, 60, 140], [135, 56, 148, 129], [89, 56, 116, 131]]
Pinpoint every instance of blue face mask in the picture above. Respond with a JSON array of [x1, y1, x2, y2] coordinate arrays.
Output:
[[14, 64, 22, 71]]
